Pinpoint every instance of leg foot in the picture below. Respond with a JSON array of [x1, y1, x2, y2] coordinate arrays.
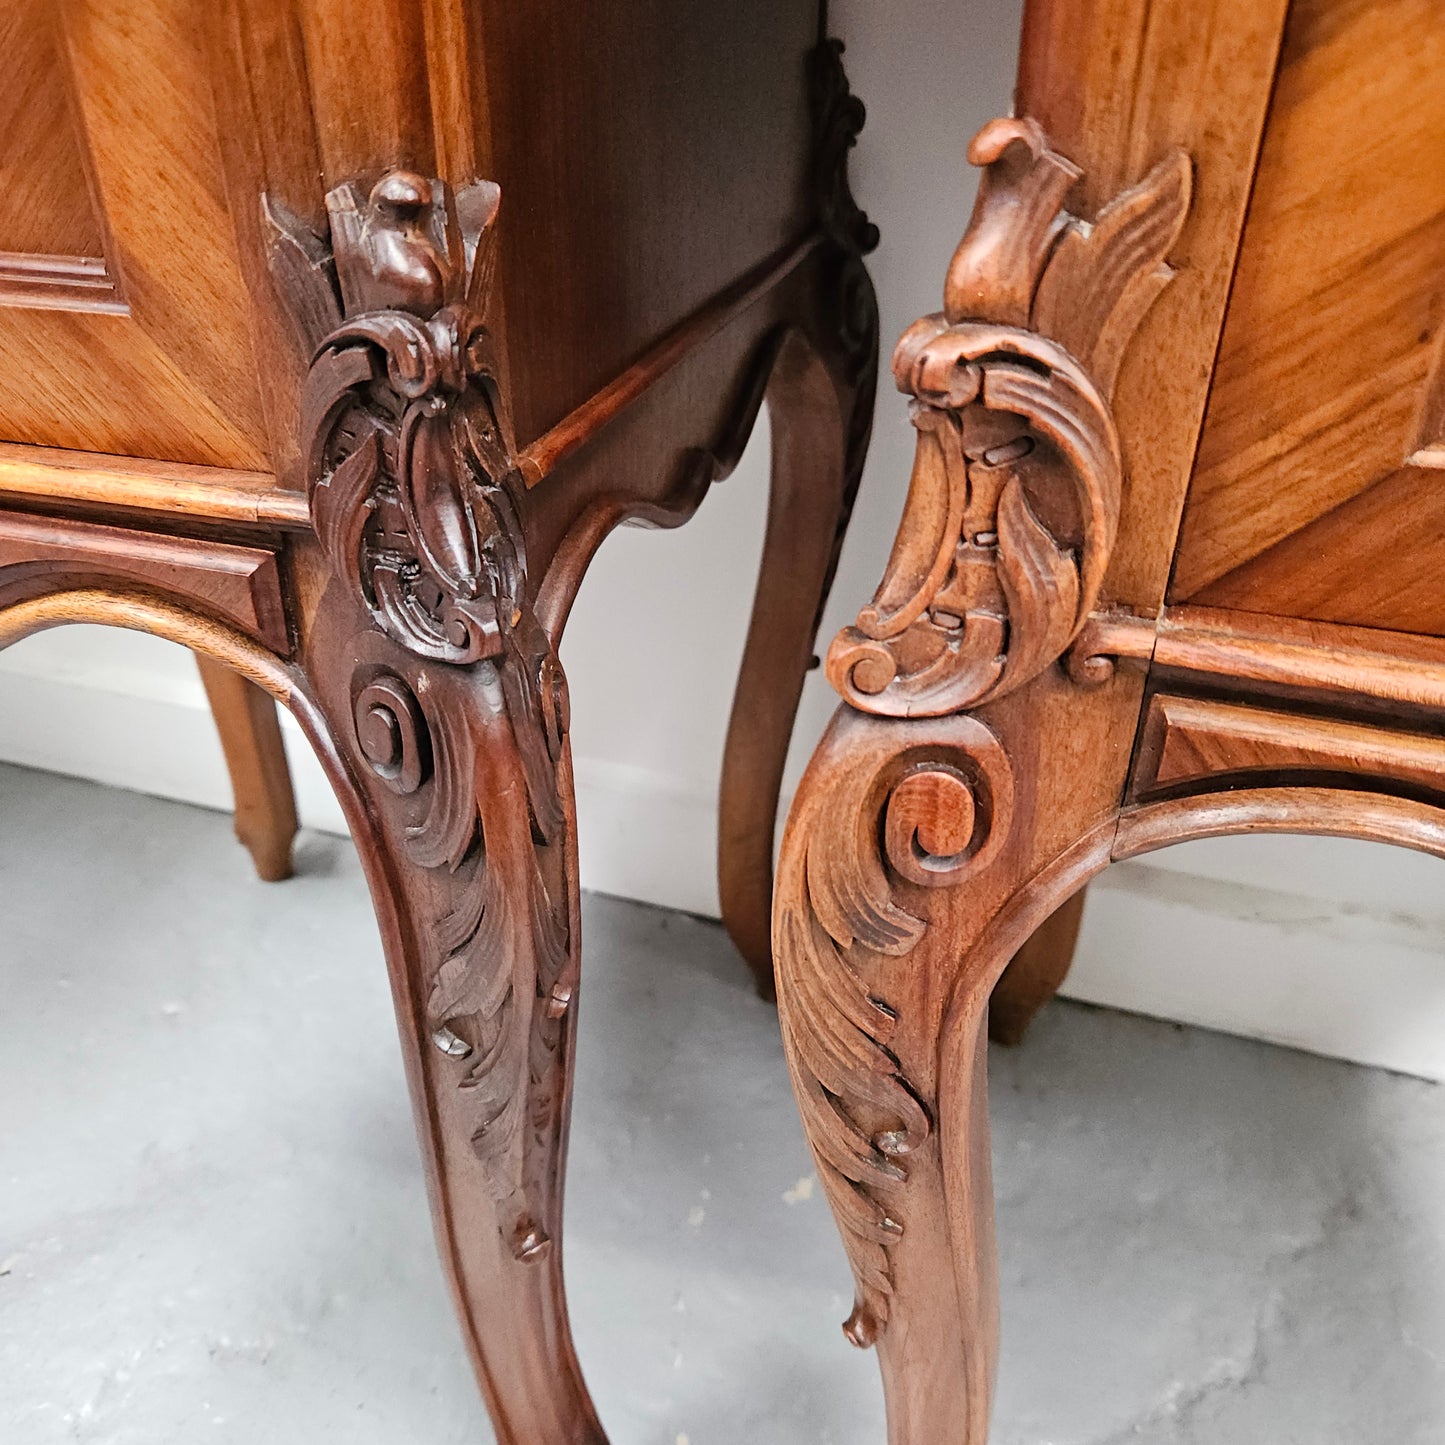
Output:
[[197, 653, 298, 882]]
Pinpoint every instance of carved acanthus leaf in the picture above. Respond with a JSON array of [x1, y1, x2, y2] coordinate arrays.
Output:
[[828, 119, 1191, 718], [776, 714, 1014, 1347], [270, 173, 574, 1262]]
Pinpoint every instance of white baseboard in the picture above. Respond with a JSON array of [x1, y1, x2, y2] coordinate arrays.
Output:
[[3, 660, 1444, 1080]]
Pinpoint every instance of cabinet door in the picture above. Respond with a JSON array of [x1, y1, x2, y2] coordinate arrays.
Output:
[[1169, 0, 1445, 636], [0, 2, 270, 469]]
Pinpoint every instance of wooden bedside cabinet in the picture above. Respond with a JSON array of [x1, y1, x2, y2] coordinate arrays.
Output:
[[0, 3, 878, 1437], [773, 0, 1445, 1439]]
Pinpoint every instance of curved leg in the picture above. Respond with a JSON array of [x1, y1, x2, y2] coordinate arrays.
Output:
[[267, 173, 610, 1441], [774, 111, 1193, 1441], [719, 327, 870, 997], [719, 38, 880, 996], [297, 582, 601, 1444], [773, 703, 1117, 1442], [987, 888, 1086, 1044], [196, 653, 298, 881]]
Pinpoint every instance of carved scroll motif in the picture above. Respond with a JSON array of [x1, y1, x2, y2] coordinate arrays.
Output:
[[268, 174, 573, 1261], [776, 714, 1014, 1347], [827, 119, 1191, 718]]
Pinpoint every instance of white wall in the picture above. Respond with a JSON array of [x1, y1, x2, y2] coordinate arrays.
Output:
[[3, 0, 1444, 1078]]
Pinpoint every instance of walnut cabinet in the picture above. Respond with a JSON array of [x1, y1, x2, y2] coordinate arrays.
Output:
[[1, 3, 878, 1438], [771, 0, 1445, 1440]]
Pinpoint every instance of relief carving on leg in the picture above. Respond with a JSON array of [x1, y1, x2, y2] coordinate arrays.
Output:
[[267, 173, 573, 1261], [775, 712, 1013, 1347], [827, 118, 1191, 717]]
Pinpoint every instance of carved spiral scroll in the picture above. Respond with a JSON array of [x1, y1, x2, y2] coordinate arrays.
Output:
[[347, 636, 572, 1264], [827, 118, 1191, 718], [776, 712, 1014, 1346]]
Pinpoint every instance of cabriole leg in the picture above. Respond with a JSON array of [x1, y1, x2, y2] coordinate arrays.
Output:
[[197, 653, 298, 882], [719, 326, 872, 997], [988, 889, 1086, 1044], [304, 587, 601, 1444], [719, 37, 880, 998], [272, 170, 606, 1442], [774, 109, 1193, 1440]]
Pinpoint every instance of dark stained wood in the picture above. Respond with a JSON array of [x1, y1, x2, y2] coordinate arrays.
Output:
[[0, 510, 288, 652], [197, 654, 299, 882], [0, 14, 880, 1440], [719, 330, 856, 997], [470, 2, 817, 448]]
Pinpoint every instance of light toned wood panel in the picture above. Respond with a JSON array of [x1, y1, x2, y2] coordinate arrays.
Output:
[[0, 0, 271, 467], [1017, 0, 1291, 608], [1192, 465, 1445, 636], [1134, 693, 1445, 800], [60, 0, 268, 447], [0, 509, 288, 651], [0, 306, 266, 465], [1171, 0, 1445, 601], [206, 1, 328, 485], [0, 6, 105, 258]]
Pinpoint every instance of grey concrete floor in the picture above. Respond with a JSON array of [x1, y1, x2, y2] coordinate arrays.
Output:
[[3, 763, 1445, 1443]]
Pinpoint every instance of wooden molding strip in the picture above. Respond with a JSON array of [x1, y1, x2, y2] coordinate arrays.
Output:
[[0, 250, 127, 315], [1154, 606, 1445, 714], [1117, 786, 1445, 864], [0, 443, 312, 529], [1133, 693, 1445, 801], [0, 508, 290, 653], [515, 233, 821, 487]]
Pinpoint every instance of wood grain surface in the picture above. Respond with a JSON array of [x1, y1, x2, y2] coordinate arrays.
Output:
[[1171, 0, 1445, 633]]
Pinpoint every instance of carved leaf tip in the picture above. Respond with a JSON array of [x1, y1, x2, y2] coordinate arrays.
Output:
[[1031, 145, 1192, 394], [262, 192, 343, 356], [830, 119, 1192, 718], [944, 117, 1081, 329]]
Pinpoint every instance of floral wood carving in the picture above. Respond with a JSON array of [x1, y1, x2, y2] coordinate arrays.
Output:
[[267, 175, 573, 1262], [827, 118, 1191, 717], [776, 713, 1014, 1347]]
